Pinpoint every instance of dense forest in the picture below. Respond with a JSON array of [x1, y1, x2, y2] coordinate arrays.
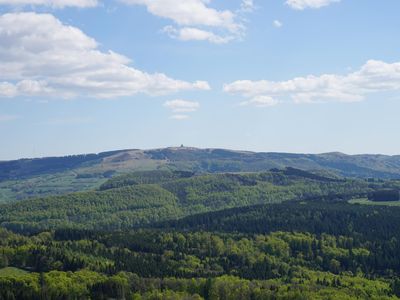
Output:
[[0, 169, 400, 299], [1, 225, 400, 299]]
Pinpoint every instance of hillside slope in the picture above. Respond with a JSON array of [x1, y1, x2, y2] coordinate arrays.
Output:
[[0, 170, 370, 232], [0, 147, 399, 202]]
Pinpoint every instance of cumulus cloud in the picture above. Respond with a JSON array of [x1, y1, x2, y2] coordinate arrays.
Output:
[[240, 0, 255, 12], [240, 96, 279, 107], [224, 60, 400, 105], [164, 99, 200, 119], [0, 12, 210, 99], [0, 82, 17, 97], [286, 0, 341, 10], [164, 99, 200, 112], [120, 0, 250, 43], [163, 26, 234, 44], [273, 20, 283, 28], [0, 0, 98, 8], [120, 0, 238, 30]]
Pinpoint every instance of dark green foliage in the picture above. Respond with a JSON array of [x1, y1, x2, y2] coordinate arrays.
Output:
[[0, 150, 124, 181], [369, 189, 400, 202], [99, 170, 194, 190], [281, 167, 342, 182], [160, 200, 400, 239]]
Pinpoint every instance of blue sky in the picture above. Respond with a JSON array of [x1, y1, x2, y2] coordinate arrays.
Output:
[[0, 0, 400, 160]]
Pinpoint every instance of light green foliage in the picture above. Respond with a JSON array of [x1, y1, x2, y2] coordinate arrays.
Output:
[[0, 226, 399, 299], [0, 267, 28, 276], [349, 198, 400, 206]]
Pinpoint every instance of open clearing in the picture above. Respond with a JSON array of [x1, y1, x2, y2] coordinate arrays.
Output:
[[349, 198, 400, 206]]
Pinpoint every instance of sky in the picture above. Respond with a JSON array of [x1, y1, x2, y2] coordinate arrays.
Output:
[[0, 0, 400, 160]]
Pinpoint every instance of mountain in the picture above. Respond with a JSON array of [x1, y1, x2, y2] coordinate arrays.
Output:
[[0, 147, 399, 202]]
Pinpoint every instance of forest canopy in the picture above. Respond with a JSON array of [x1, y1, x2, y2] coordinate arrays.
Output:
[[1, 169, 400, 299]]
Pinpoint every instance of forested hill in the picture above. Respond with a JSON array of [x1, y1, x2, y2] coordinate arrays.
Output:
[[1, 169, 400, 299], [0, 170, 371, 233], [1, 147, 399, 202], [1, 147, 400, 180]]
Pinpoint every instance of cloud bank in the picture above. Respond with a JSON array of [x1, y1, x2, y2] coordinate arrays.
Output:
[[120, 0, 252, 43], [0, 12, 210, 99], [224, 60, 400, 106]]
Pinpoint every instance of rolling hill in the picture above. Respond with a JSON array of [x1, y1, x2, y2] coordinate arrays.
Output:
[[0, 169, 371, 233], [0, 147, 399, 202]]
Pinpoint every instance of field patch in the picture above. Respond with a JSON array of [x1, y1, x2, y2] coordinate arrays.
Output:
[[349, 198, 400, 206]]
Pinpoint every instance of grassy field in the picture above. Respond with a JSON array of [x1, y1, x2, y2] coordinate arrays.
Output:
[[349, 198, 400, 206], [0, 267, 29, 277]]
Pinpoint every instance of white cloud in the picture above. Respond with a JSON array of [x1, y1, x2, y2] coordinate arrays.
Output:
[[286, 0, 340, 10], [120, 0, 249, 43], [273, 20, 283, 28], [224, 60, 400, 105], [0, 12, 210, 99], [164, 99, 200, 113], [240, 0, 255, 12], [120, 0, 238, 30], [164, 99, 200, 120], [0, 114, 19, 122], [0, 82, 17, 97], [0, 0, 98, 8], [240, 95, 279, 107], [163, 26, 234, 44]]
